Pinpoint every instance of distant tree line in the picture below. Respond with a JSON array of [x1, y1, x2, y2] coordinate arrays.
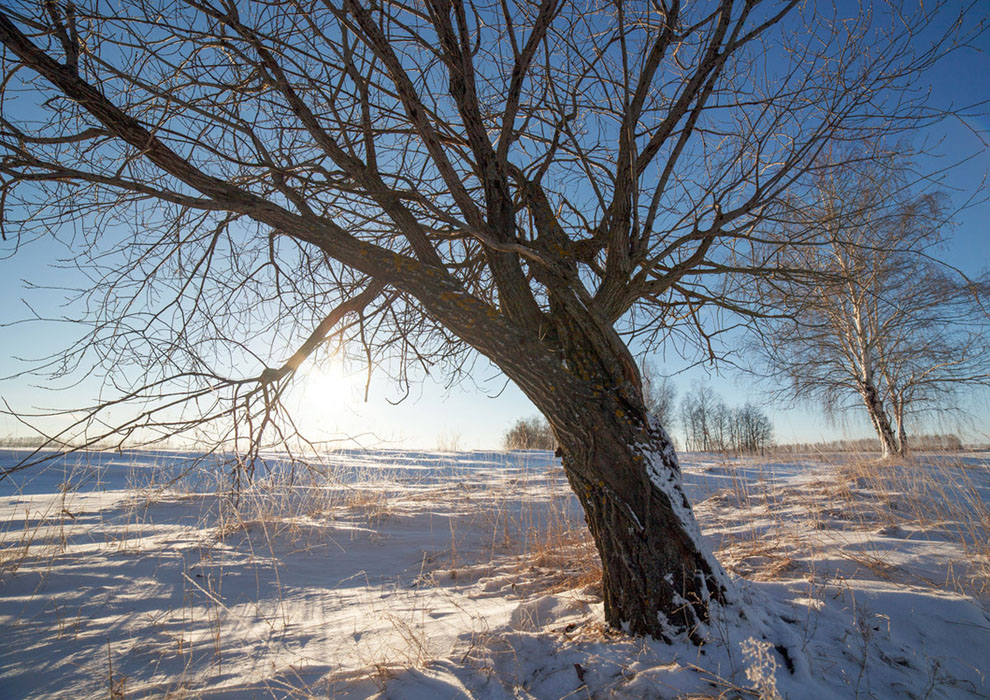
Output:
[[502, 417, 556, 451], [680, 385, 773, 454], [0, 435, 182, 451], [772, 433, 964, 454], [0, 436, 51, 448], [505, 382, 775, 455]]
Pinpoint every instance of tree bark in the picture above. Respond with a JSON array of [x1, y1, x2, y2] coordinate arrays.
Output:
[[506, 321, 730, 639], [486, 287, 733, 640], [894, 398, 908, 457], [556, 411, 728, 640], [860, 382, 899, 458]]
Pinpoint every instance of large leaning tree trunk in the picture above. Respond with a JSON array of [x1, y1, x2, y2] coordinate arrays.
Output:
[[500, 364, 729, 639], [551, 387, 727, 640], [0, 0, 963, 642], [503, 300, 729, 639]]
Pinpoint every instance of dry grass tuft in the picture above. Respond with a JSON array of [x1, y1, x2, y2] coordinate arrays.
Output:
[[831, 455, 990, 595], [699, 452, 990, 596]]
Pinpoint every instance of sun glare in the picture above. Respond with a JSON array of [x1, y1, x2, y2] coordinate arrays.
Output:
[[311, 362, 356, 395], [295, 362, 360, 415]]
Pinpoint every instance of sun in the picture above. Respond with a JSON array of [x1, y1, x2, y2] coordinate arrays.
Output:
[[294, 361, 361, 415]]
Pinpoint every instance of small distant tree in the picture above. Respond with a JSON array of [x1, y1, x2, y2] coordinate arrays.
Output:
[[732, 404, 774, 455], [642, 363, 677, 432], [681, 383, 719, 452], [755, 150, 990, 457], [502, 417, 555, 451]]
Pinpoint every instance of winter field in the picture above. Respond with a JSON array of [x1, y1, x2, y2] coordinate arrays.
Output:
[[0, 448, 988, 699]]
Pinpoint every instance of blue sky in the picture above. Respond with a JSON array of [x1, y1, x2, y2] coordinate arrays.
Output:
[[249, 19, 990, 451], [0, 4, 987, 451]]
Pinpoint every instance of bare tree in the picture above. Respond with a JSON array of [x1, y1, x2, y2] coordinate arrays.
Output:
[[733, 403, 774, 455], [755, 149, 990, 457], [680, 384, 772, 453], [0, 0, 973, 639], [503, 416, 555, 451], [642, 362, 677, 432], [680, 382, 721, 452]]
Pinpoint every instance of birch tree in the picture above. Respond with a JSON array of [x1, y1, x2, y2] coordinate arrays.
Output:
[[0, 0, 972, 639], [756, 152, 990, 457]]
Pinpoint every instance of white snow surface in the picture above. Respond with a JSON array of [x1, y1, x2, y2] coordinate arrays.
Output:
[[1, 448, 988, 698]]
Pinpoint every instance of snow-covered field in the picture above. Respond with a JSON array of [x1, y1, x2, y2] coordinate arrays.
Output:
[[1, 448, 988, 699]]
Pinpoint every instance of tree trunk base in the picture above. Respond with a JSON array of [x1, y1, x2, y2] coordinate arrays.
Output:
[[561, 425, 729, 642]]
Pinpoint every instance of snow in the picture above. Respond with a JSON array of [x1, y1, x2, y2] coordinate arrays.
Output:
[[1, 448, 988, 698]]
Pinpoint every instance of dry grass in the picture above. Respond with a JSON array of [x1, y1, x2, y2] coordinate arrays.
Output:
[[830, 455, 990, 595], [697, 451, 990, 598], [0, 487, 75, 580]]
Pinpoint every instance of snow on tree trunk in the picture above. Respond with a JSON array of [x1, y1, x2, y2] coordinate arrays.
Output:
[[554, 407, 730, 641], [493, 296, 733, 641]]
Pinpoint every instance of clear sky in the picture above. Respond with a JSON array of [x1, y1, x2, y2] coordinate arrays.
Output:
[[1, 5, 988, 452], [273, 14, 990, 451]]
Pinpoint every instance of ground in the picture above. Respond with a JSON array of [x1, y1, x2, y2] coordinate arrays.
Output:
[[0, 448, 988, 698]]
